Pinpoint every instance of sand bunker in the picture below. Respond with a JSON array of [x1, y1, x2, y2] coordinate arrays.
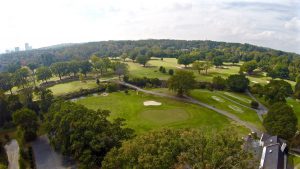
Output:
[[101, 92, 109, 96], [144, 101, 162, 106], [228, 105, 244, 113], [211, 96, 224, 102], [176, 66, 183, 69]]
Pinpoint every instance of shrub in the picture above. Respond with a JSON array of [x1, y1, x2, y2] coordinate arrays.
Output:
[[106, 83, 119, 93], [168, 69, 174, 75], [161, 67, 166, 73], [250, 101, 259, 109]]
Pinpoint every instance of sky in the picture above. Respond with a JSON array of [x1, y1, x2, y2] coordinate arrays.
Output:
[[0, 0, 299, 54]]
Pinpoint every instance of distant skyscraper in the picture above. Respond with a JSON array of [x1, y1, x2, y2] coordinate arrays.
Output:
[[15, 47, 20, 52], [25, 43, 32, 50]]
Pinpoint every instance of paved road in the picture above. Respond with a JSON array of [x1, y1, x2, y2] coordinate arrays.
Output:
[[116, 81, 262, 135], [246, 90, 268, 118], [31, 135, 76, 169], [217, 92, 264, 122], [4, 139, 19, 169]]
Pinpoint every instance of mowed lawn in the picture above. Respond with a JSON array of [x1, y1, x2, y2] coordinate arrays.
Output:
[[151, 88, 263, 130], [189, 89, 263, 130], [74, 91, 249, 134], [125, 58, 282, 85], [48, 80, 98, 96]]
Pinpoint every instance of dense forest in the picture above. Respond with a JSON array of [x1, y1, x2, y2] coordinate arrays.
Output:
[[0, 39, 299, 80]]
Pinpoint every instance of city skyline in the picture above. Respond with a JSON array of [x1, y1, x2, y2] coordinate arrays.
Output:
[[0, 0, 299, 54]]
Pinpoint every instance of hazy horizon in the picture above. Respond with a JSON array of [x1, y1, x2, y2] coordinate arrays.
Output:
[[0, 0, 299, 54]]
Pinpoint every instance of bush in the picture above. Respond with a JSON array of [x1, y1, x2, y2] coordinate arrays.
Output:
[[127, 77, 162, 88], [159, 66, 163, 72], [123, 75, 129, 82], [106, 83, 119, 93], [250, 101, 259, 109], [161, 67, 166, 73], [168, 69, 174, 75]]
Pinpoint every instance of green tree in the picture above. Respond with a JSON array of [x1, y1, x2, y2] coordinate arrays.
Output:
[[68, 61, 80, 77], [36, 88, 54, 113], [203, 61, 212, 74], [13, 108, 38, 142], [212, 57, 223, 67], [212, 76, 226, 90], [50, 62, 66, 80], [264, 80, 293, 104], [36, 66, 52, 83], [102, 128, 255, 169], [168, 69, 174, 75], [192, 61, 205, 74], [13, 68, 30, 89], [168, 70, 196, 96], [0, 73, 14, 94], [177, 54, 194, 67], [226, 74, 249, 92], [263, 103, 298, 140], [45, 101, 134, 168], [240, 60, 257, 75], [78, 61, 92, 77], [136, 55, 150, 67], [112, 62, 128, 79], [27, 63, 39, 87], [120, 53, 128, 62], [295, 76, 300, 99]]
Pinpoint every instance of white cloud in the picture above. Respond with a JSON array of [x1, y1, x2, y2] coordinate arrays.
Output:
[[0, 0, 299, 53]]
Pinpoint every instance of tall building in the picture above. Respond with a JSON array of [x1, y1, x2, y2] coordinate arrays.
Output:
[[15, 47, 20, 52], [25, 43, 32, 50]]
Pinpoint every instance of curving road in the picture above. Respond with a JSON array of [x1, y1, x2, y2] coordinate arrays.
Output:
[[116, 81, 262, 135], [32, 135, 76, 169], [4, 139, 19, 169]]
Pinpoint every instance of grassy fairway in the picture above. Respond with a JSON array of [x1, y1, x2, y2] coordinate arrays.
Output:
[[74, 91, 249, 134], [48, 80, 98, 96]]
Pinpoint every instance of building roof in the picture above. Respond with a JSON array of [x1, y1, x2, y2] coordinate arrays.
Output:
[[260, 143, 285, 169]]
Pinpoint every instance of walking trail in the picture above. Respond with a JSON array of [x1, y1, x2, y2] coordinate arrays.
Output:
[[31, 135, 76, 169], [4, 139, 19, 169]]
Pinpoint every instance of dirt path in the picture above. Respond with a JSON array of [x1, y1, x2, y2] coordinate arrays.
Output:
[[117, 81, 262, 135], [32, 135, 76, 169], [4, 139, 19, 169]]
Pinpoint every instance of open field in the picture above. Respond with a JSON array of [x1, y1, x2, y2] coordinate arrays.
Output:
[[150, 88, 263, 129], [74, 90, 249, 134], [126, 58, 295, 86], [48, 80, 98, 96]]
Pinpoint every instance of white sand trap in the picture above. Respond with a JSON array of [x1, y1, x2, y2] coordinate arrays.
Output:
[[266, 81, 270, 83], [144, 100, 162, 106], [252, 81, 258, 83], [228, 105, 244, 113], [212, 96, 224, 102], [176, 66, 183, 69], [101, 92, 109, 96]]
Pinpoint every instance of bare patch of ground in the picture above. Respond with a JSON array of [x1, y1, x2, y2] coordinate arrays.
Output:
[[143, 100, 162, 106]]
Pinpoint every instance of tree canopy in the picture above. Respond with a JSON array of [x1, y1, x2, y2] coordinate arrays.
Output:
[[263, 102, 298, 140], [44, 101, 134, 168], [226, 74, 249, 92], [168, 70, 196, 96], [102, 128, 255, 169]]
